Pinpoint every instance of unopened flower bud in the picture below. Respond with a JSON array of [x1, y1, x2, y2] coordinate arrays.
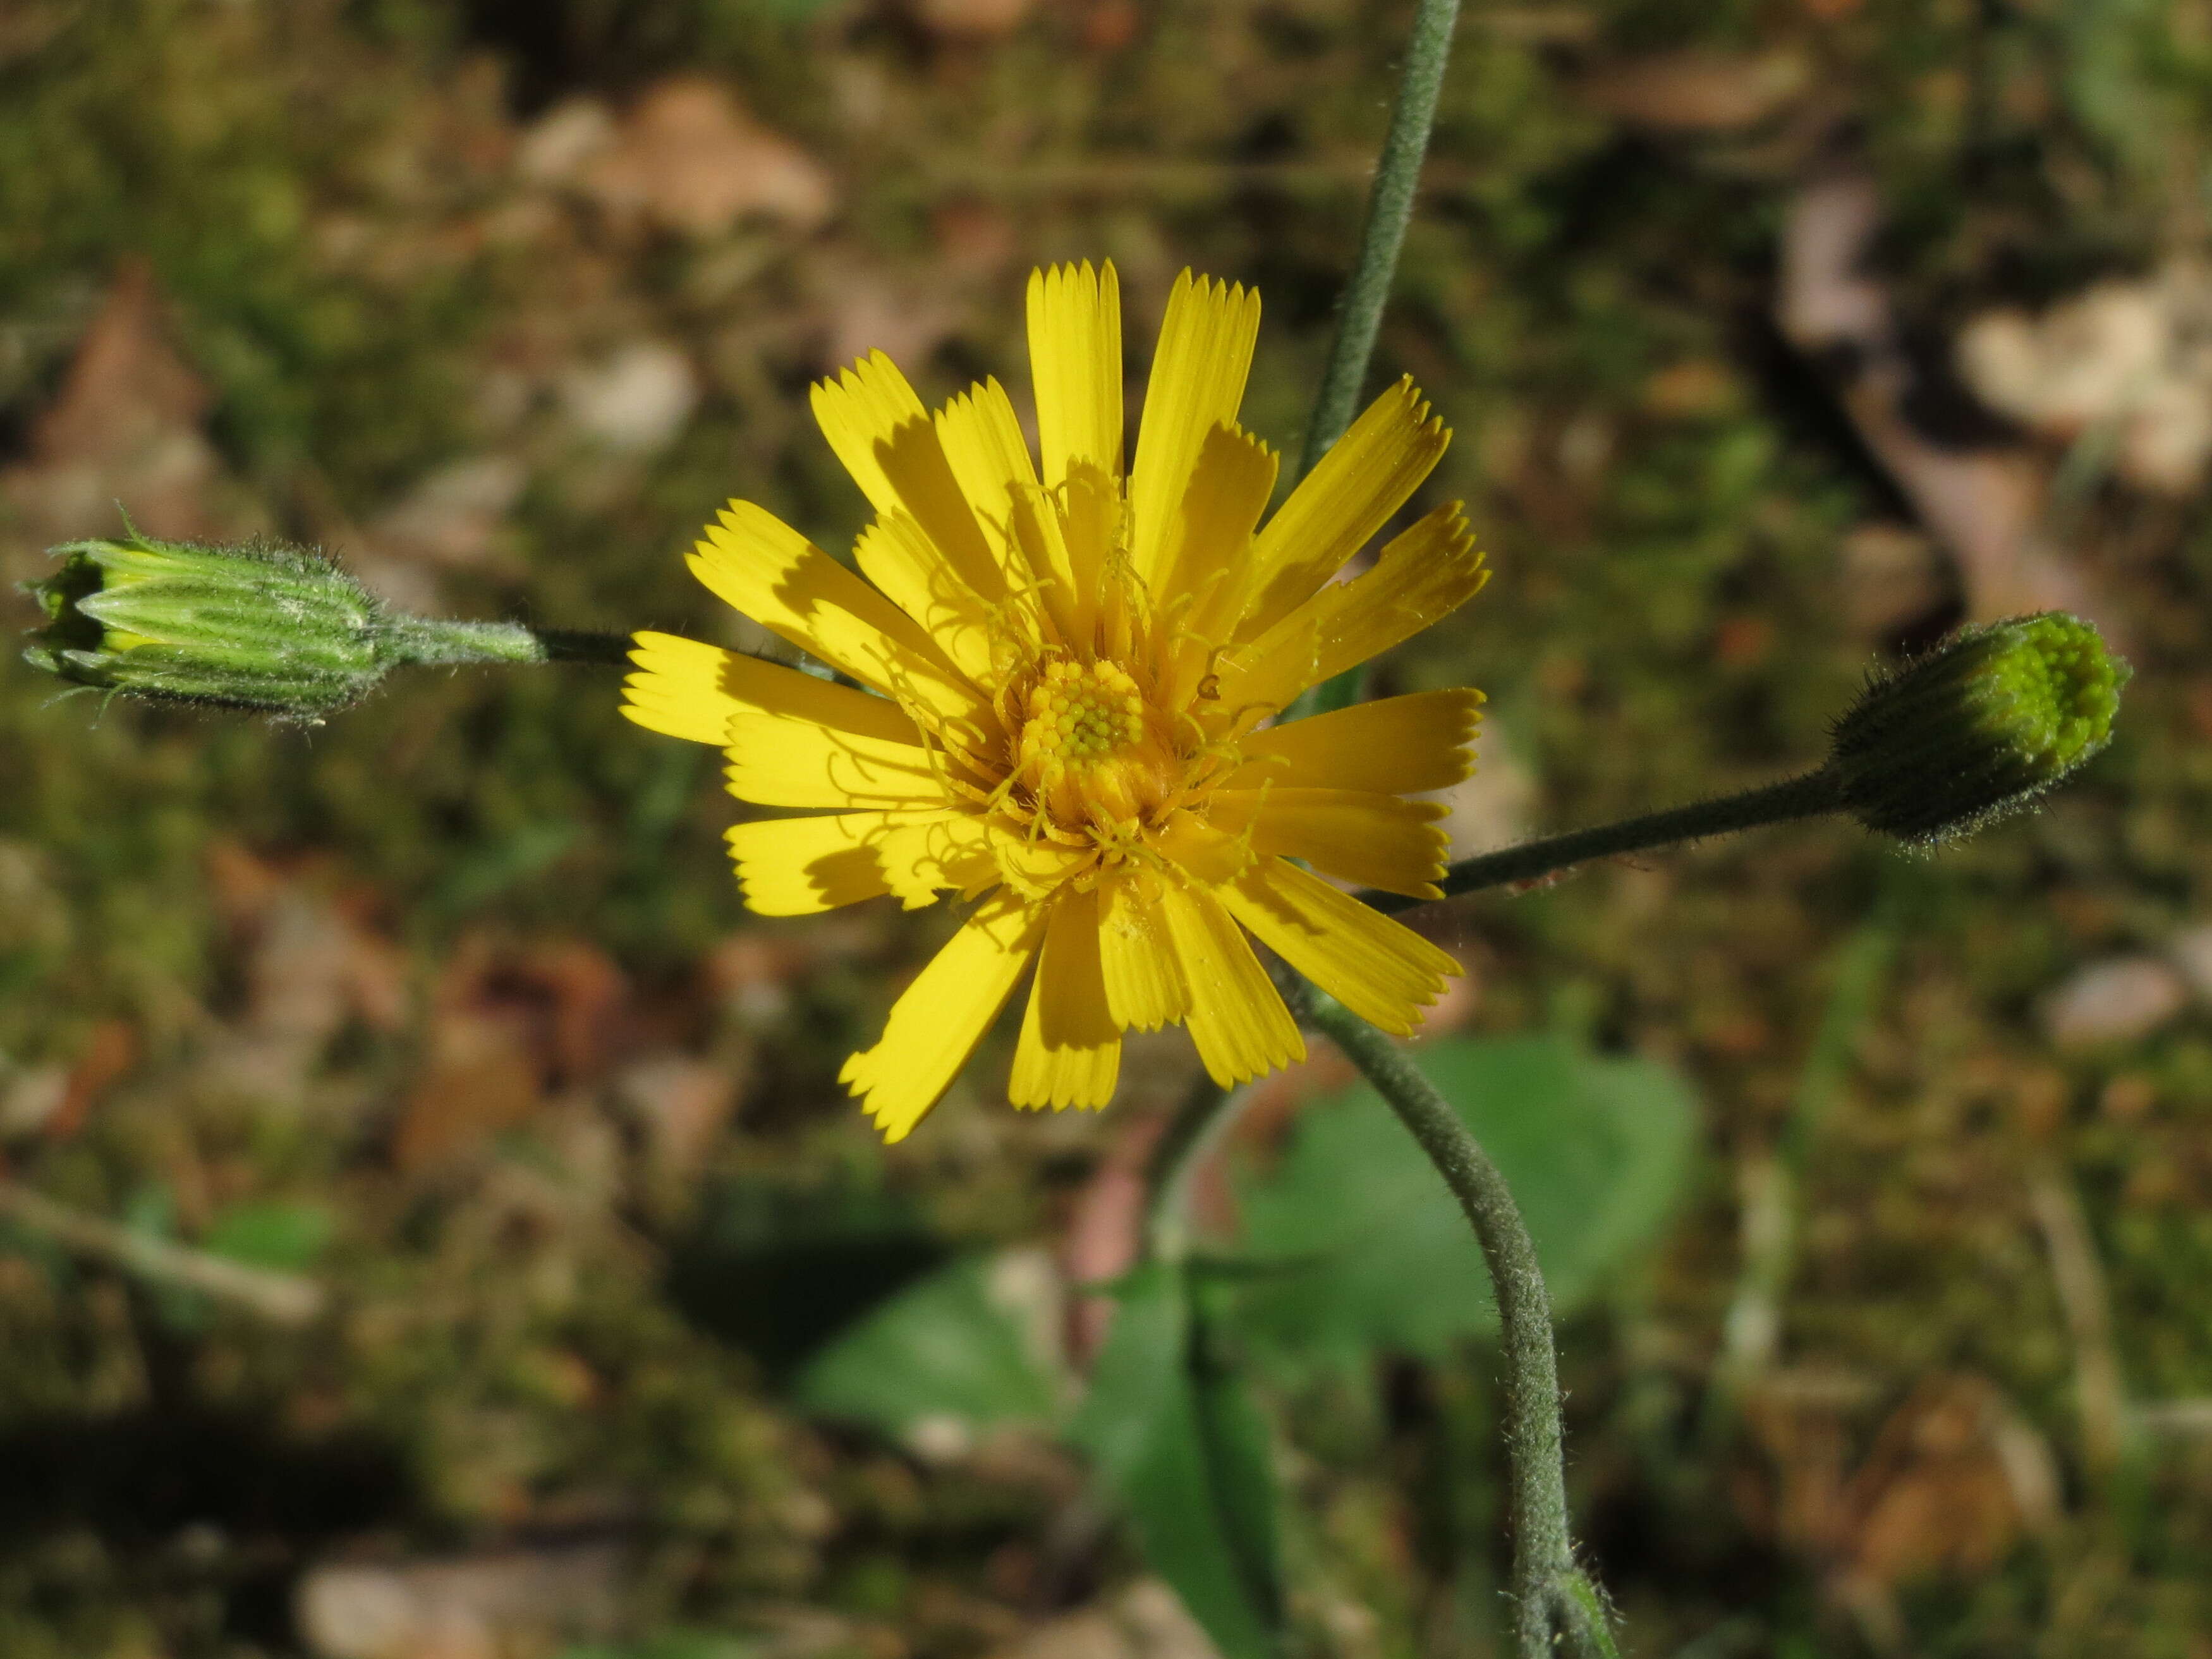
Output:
[[22, 528, 562, 722], [1828, 612, 2127, 843]]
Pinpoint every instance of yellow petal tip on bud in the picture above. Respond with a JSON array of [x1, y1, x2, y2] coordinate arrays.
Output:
[[21, 526, 556, 722], [21, 530, 391, 722]]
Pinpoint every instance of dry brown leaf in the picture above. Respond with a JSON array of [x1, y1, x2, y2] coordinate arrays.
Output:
[[1080, 0, 1141, 53], [520, 940, 628, 1080], [392, 1009, 544, 1176], [559, 341, 700, 455], [1581, 51, 1807, 132], [49, 1019, 137, 1141], [1840, 1376, 2057, 1580], [1959, 265, 2212, 494], [818, 262, 970, 381], [1746, 1371, 2059, 1650], [515, 98, 617, 188], [30, 263, 207, 456], [1837, 523, 1954, 643], [1641, 358, 1741, 418], [582, 76, 836, 237], [1060, 1112, 1164, 1365], [616, 1051, 742, 1176], [0, 261, 253, 564], [295, 1542, 623, 1659], [707, 921, 875, 1022], [364, 455, 528, 571], [1778, 173, 2118, 638], [391, 935, 630, 1174], [912, 0, 1035, 42], [932, 196, 1019, 279], [1831, 1376, 2061, 1647], [2040, 956, 2190, 1048], [204, 842, 413, 1085], [986, 1580, 1216, 1659]]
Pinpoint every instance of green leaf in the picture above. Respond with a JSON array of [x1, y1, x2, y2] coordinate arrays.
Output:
[[1231, 1033, 1697, 1370], [1071, 1264, 1286, 1659], [201, 1200, 334, 1272], [793, 1250, 1066, 1452]]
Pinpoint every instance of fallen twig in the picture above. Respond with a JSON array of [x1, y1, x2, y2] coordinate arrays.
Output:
[[2026, 1167, 2128, 1476], [0, 1178, 325, 1326]]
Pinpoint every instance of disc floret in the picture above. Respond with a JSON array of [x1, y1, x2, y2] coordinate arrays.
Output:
[[1014, 655, 1178, 837]]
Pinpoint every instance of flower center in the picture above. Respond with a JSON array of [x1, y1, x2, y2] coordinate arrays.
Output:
[[1026, 657, 1145, 763], [1015, 656, 1172, 837]]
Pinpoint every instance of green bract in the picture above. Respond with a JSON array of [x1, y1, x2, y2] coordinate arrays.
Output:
[[22, 528, 552, 722], [25, 531, 391, 720], [1829, 612, 2129, 843]]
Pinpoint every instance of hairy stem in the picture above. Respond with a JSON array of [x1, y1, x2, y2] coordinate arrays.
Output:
[[1139, 770, 1849, 1270], [1293, 985, 1611, 1658], [1361, 765, 1849, 915], [533, 628, 640, 666], [1286, 0, 1463, 722], [379, 615, 635, 669]]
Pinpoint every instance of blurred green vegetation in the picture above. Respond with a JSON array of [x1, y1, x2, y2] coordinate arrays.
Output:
[[3, 0, 2212, 1655]]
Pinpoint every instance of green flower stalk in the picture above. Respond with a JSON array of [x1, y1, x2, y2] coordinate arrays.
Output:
[[1354, 611, 2128, 913], [1829, 612, 2129, 844], [22, 528, 627, 722]]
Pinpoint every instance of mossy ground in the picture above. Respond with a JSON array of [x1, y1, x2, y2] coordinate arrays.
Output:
[[4, 1, 2212, 1655]]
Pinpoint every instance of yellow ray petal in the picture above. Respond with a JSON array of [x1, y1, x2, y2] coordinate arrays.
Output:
[[875, 811, 1002, 906], [1027, 261, 1124, 489], [1156, 880, 1304, 1086], [1127, 270, 1260, 590], [724, 711, 951, 811], [724, 808, 992, 916], [690, 504, 990, 732], [1234, 377, 1449, 641], [1209, 787, 1450, 899], [1152, 810, 1262, 889], [1098, 868, 1189, 1030], [1206, 504, 1486, 728], [1009, 479, 1081, 645], [808, 349, 928, 512], [1217, 857, 1460, 1035], [811, 353, 1002, 605], [1157, 425, 1279, 696], [840, 893, 1047, 1142], [726, 810, 913, 915], [992, 832, 1100, 903], [937, 377, 1042, 518], [936, 380, 1059, 645], [1009, 887, 1121, 1110], [853, 513, 998, 686], [1222, 688, 1484, 795], [1059, 464, 1120, 652], [623, 630, 922, 750]]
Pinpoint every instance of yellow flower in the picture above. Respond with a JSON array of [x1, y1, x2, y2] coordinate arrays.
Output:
[[623, 263, 1488, 1141]]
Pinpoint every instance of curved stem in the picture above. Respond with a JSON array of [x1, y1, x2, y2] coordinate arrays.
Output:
[[1293, 0, 1462, 482], [1139, 770, 1848, 1273], [1286, 0, 1463, 723], [1292, 984, 1610, 1658], [1361, 765, 1849, 915]]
